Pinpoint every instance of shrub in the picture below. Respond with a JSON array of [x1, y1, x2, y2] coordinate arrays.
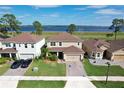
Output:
[[48, 54, 58, 61]]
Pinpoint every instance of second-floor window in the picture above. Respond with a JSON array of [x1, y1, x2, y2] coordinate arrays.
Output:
[[19, 44, 21, 47], [13, 43, 16, 47], [78, 42, 80, 46], [59, 42, 62, 46], [31, 44, 34, 48], [25, 44, 27, 48], [5, 43, 11, 47], [50, 42, 56, 46]]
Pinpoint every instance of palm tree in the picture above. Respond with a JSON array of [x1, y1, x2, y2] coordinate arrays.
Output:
[[109, 18, 124, 40], [41, 48, 49, 59], [67, 24, 76, 34], [33, 21, 43, 35]]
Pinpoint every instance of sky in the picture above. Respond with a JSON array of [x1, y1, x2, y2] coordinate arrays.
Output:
[[0, 5, 124, 26]]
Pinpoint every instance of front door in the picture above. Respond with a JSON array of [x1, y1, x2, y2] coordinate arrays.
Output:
[[58, 52, 63, 59]]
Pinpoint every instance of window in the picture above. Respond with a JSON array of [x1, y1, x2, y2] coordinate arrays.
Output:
[[50, 42, 56, 46], [25, 44, 27, 48], [92, 53, 95, 57], [19, 44, 21, 47], [97, 53, 100, 57], [13, 43, 16, 47], [5, 43, 11, 47], [78, 42, 80, 45], [31, 44, 34, 48], [59, 42, 62, 46]]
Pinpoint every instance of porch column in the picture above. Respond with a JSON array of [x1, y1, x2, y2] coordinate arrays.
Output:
[[56, 52, 59, 57], [0, 54, 1, 58], [9, 53, 12, 58]]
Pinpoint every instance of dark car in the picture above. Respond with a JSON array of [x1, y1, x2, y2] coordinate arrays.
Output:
[[21, 59, 32, 68], [11, 60, 22, 69]]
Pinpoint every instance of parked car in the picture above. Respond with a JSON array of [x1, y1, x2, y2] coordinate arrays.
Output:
[[11, 60, 21, 69], [21, 59, 32, 68]]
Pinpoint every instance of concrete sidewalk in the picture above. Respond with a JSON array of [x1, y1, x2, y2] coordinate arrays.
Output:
[[0, 76, 95, 88], [88, 76, 124, 81]]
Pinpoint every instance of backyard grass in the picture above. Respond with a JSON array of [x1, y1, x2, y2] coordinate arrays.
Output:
[[83, 58, 124, 76], [92, 81, 124, 88], [0, 63, 10, 75], [41, 32, 124, 40], [17, 80, 66, 88], [24, 59, 66, 76]]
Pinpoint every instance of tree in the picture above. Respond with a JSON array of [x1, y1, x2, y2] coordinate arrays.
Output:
[[33, 21, 43, 35], [109, 18, 124, 40], [67, 24, 76, 34], [41, 48, 49, 59], [1, 14, 21, 34]]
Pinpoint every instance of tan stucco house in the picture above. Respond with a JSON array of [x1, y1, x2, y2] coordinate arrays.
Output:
[[106, 40, 124, 62], [47, 32, 85, 61], [82, 39, 110, 59]]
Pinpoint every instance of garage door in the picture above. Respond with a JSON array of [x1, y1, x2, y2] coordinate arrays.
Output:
[[20, 54, 34, 59], [113, 55, 124, 62], [66, 55, 80, 61]]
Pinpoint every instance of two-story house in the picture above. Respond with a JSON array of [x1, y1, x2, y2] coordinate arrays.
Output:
[[0, 33, 45, 59], [47, 32, 85, 62]]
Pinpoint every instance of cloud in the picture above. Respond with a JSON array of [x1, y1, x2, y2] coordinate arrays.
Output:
[[41, 13, 59, 18], [17, 14, 30, 19], [32, 5, 61, 9], [75, 5, 107, 10], [96, 9, 124, 15], [0, 6, 12, 10]]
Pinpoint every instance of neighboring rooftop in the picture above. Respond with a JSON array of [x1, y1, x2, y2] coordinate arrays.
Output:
[[47, 32, 82, 42], [107, 40, 124, 52], [83, 39, 110, 52], [1, 33, 44, 43]]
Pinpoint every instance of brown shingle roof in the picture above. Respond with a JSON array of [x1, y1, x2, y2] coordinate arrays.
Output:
[[2, 33, 44, 43], [0, 48, 17, 53], [48, 46, 84, 54], [107, 40, 124, 52], [63, 46, 84, 53], [83, 39, 110, 52], [47, 32, 82, 42]]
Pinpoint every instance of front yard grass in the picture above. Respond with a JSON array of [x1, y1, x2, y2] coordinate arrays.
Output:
[[92, 81, 124, 88], [24, 59, 66, 76], [0, 63, 10, 75], [17, 80, 66, 88], [83, 58, 124, 76]]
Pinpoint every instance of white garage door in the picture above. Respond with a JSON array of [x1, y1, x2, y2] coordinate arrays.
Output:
[[20, 54, 34, 59], [66, 55, 80, 61]]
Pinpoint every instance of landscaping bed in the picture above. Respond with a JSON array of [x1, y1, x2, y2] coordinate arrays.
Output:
[[24, 59, 66, 76], [92, 81, 124, 88], [17, 80, 66, 88], [83, 58, 124, 76]]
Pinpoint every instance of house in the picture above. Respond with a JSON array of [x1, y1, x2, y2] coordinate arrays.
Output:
[[106, 40, 124, 62], [0, 33, 45, 59], [82, 39, 110, 59], [47, 32, 84, 62]]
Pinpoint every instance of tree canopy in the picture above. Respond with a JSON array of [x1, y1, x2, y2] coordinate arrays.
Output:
[[33, 21, 43, 35], [67, 24, 76, 34]]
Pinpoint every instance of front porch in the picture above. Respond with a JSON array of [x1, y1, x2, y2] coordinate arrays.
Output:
[[0, 48, 18, 59], [50, 52, 64, 60]]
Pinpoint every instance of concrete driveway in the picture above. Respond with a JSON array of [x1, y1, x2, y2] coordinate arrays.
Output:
[[4, 67, 28, 76], [66, 61, 86, 76]]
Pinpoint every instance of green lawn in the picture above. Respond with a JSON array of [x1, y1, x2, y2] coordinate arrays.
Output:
[[42, 32, 124, 40], [24, 59, 66, 76], [83, 58, 124, 76], [0, 63, 10, 75], [92, 81, 124, 88], [17, 80, 66, 88]]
